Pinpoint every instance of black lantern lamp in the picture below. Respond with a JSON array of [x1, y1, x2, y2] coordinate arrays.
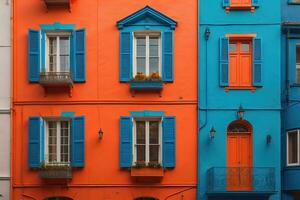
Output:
[[205, 27, 211, 41], [237, 105, 245, 120], [98, 128, 104, 139], [210, 126, 216, 139]]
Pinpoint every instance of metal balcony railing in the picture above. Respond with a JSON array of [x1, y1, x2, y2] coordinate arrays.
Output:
[[207, 167, 276, 194], [40, 72, 73, 87]]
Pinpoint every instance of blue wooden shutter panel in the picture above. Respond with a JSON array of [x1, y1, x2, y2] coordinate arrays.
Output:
[[163, 31, 174, 82], [74, 29, 86, 82], [120, 116, 133, 168], [252, 0, 259, 7], [223, 0, 230, 7], [28, 117, 42, 168], [163, 116, 176, 168], [71, 116, 85, 167], [120, 32, 132, 82], [220, 37, 229, 86], [253, 38, 262, 86], [28, 29, 41, 82]]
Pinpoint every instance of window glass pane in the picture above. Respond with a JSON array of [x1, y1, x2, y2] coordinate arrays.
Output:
[[136, 121, 146, 144], [241, 43, 250, 52], [60, 121, 69, 163], [149, 121, 159, 144], [149, 37, 159, 57], [136, 145, 146, 162], [48, 121, 57, 163], [288, 131, 299, 164], [149, 145, 159, 163], [48, 37, 57, 72], [229, 43, 237, 52], [296, 45, 300, 83], [149, 58, 159, 74], [137, 58, 146, 74], [59, 37, 70, 72], [228, 123, 249, 132]]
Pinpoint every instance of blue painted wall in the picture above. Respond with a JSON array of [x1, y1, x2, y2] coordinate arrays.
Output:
[[281, 0, 300, 199], [198, 1, 281, 200]]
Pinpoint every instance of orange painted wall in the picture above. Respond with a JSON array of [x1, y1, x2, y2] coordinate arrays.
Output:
[[12, 0, 198, 199]]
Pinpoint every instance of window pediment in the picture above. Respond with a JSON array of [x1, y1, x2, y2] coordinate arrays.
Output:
[[117, 6, 177, 30]]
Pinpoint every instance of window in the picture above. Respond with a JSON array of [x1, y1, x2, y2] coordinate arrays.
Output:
[[45, 119, 70, 165], [133, 118, 162, 166], [46, 33, 71, 73], [230, 0, 251, 7], [28, 23, 86, 82], [117, 6, 177, 83], [28, 116, 85, 168], [296, 44, 300, 83], [219, 35, 262, 88], [287, 130, 300, 166], [229, 39, 252, 87], [133, 32, 161, 77]]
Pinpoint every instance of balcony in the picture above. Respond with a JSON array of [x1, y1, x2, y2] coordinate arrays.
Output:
[[40, 72, 73, 86], [39, 164, 72, 179], [207, 167, 276, 197], [44, 0, 71, 10]]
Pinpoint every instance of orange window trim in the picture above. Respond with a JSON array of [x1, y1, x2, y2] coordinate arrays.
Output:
[[225, 34, 257, 38]]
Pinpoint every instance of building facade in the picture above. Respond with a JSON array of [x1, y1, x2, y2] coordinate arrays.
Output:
[[281, 1, 300, 200], [198, 0, 281, 200], [12, 0, 198, 199], [0, 0, 11, 199]]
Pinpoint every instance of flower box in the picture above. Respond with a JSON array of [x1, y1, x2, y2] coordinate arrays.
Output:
[[131, 167, 164, 177], [39, 165, 72, 179], [130, 79, 163, 91]]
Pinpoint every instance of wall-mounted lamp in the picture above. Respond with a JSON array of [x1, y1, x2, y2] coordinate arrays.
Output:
[[210, 127, 216, 139], [237, 105, 245, 120], [266, 134, 272, 144], [98, 128, 104, 139], [205, 27, 211, 41]]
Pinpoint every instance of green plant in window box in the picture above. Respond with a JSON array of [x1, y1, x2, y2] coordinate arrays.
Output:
[[147, 161, 162, 168], [40, 161, 71, 170], [133, 161, 161, 168]]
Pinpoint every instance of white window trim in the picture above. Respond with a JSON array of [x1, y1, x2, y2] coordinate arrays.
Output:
[[132, 31, 162, 77], [45, 32, 71, 73], [44, 118, 71, 165], [287, 129, 300, 166], [132, 117, 162, 166]]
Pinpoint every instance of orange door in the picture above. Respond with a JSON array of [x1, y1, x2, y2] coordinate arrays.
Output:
[[227, 133, 252, 191], [231, 0, 251, 7], [229, 41, 252, 87]]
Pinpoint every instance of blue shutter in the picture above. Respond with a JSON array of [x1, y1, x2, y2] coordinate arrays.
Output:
[[223, 0, 230, 7], [28, 117, 42, 168], [162, 31, 174, 82], [252, 0, 259, 7], [28, 29, 41, 82], [71, 116, 85, 167], [253, 38, 262, 87], [120, 116, 132, 168], [73, 29, 86, 82], [120, 32, 132, 82], [162, 116, 176, 168], [220, 37, 229, 86]]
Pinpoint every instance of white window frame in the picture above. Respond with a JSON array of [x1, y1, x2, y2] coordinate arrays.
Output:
[[287, 129, 300, 166], [132, 117, 162, 166], [132, 31, 162, 77], [45, 32, 71, 73], [44, 118, 71, 166]]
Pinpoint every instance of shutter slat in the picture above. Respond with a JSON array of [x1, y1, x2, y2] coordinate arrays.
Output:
[[28, 117, 42, 168], [163, 116, 176, 168], [120, 32, 132, 82], [28, 29, 41, 82], [71, 116, 85, 167], [73, 29, 86, 82], [120, 116, 132, 168], [163, 31, 174, 82], [253, 38, 262, 86], [220, 37, 229, 86]]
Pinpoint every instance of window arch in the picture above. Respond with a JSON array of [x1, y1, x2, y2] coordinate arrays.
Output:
[[44, 197, 73, 200], [227, 120, 252, 134]]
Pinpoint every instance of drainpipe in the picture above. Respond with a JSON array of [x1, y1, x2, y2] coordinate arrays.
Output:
[[285, 28, 290, 106]]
